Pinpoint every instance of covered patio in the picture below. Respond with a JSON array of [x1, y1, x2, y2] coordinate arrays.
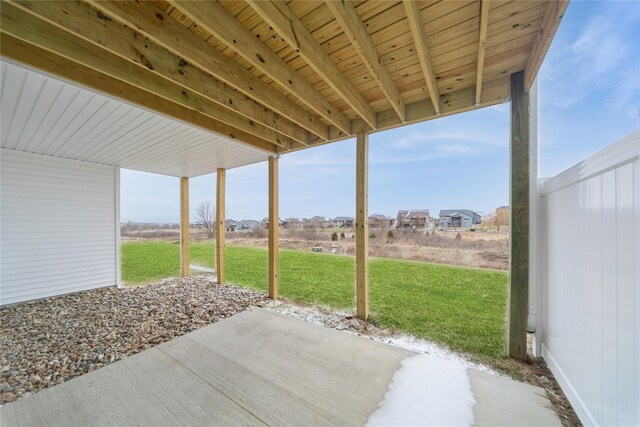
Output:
[[3, 1, 638, 425], [0, 0, 567, 358]]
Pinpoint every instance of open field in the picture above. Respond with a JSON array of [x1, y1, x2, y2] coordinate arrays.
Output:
[[122, 240, 508, 357], [123, 226, 509, 270]]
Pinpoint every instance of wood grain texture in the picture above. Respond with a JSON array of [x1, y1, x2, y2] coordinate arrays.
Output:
[[403, 0, 440, 114], [326, 0, 405, 121], [509, 71, 529, 361], [172, 0, 351, 134], [268, 156, 279, 299], [88, 0, 326, 142], [312, 77, 509, 147], [216, 169, 226, 285], [180, 177, 190, 277], [524, 0, 570, 90], [475, 0, 491, 105], [248, 0, 375, 128], [356, 132, 369, 320]]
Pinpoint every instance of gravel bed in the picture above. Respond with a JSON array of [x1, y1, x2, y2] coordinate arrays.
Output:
[[0, 276, 268, 404]]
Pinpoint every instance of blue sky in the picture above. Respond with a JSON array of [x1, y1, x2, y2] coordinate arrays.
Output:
[[121, 0, 640, 223]]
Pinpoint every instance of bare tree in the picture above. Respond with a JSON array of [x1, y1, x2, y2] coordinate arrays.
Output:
[[196, 201, 215, 238], [494, 209, 509, 231]]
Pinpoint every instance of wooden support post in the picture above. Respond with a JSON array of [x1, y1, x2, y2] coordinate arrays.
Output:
[[216, 168, 226, 284], [508, 71, 530, 361], [356, 132, 369, 320], [180, 177, 190, 277], [268, 156, 279, 299]]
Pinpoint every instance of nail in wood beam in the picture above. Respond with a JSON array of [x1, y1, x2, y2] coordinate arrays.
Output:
[[180, 177, 190, 277], [268, 156, 279, 299], [216, 169, 226, 285], [508, 71, 530, 361], [356, 132, 369, 320]]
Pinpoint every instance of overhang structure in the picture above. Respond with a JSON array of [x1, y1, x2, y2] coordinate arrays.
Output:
[[0, 0, 569, 361]]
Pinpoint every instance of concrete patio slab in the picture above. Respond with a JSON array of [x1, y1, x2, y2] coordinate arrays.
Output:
[[0, 308, 562, 426], [469, 368, 562, 426]]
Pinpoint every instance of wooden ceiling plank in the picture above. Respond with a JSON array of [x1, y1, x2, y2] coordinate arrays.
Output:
[[246, 0, 376, 129], [0, 3, 288, 151], [524, 0, 569, 90], [258, 1, 482, 100], [403, 0, 440, 114], [171, 0, 351, 135], [326, 0, 405, 121], [87, 1, 326, 142], [475, 0, 491, 105], [13, 0, 308, 147], [0, 35, 277, 154], [339, 5, 545, 98]]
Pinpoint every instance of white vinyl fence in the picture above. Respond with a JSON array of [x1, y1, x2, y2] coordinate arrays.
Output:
[[539, 131, 639, 427]]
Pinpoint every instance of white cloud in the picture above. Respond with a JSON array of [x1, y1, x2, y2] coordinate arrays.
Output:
[[541, 2, 640, 109]]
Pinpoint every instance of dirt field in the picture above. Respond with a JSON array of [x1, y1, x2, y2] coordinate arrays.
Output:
[[123, 225, 509, 270], [122, 224, 509, 270], [227, 238, 507, 270]]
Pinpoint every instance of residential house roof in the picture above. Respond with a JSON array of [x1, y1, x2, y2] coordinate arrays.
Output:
[[439, 210, 478, 218], [369, 214, 393, 220], [283, 218, 302, 223]]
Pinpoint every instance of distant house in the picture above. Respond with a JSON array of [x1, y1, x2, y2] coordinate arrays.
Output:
[[282, 218, 303, 230], [333, 216, 354, 228], [306, 215, 328, 229], [396, 209, 430, 228], [237, 219, 261, 230], [369, 214, 394, 229], [439, 209, 482, 228], [225, 219, 237, 231], [261, 217, 283, 229]]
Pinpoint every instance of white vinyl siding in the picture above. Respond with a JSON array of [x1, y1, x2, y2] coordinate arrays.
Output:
[[1, 149, 117, 305]]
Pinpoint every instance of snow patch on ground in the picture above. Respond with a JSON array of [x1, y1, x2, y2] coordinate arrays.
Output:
[[366, 354, 476, 427], [378, 334, 493, 373]]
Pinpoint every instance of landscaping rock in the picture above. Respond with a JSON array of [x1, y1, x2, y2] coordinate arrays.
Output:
[[1, 393, 16, 403], [0, 276, 267, 404]]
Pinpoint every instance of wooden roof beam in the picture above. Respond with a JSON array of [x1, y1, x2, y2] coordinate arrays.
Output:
[[87, 1, 325, 143], [0, 3, 282, 152], [247, 0, 376, 129], [0, 35, 277, 154], [314, 77, 509, 147], [524, 0, 570, 91], [12, 0, 307, 149], [475, 0, 491, 105], [326, 0, 405, 122], [172, 0, 351, 135], [403, 0, 441, 115]]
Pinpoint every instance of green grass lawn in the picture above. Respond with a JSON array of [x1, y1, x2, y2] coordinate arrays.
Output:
[[122, 240, 508, 357]]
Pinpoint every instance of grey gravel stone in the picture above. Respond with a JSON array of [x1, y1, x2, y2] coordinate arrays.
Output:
[[0, 275, 268, 404]]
